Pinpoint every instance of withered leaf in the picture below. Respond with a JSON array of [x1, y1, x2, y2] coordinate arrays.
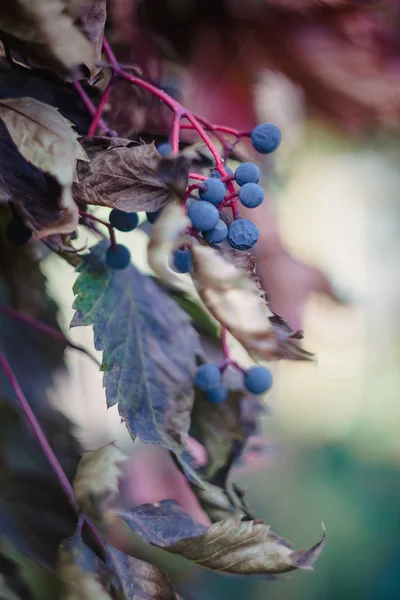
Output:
[[0, 0, 95, 75], [0, 97, 87, 238], [71, 242, 202, 454], [73, 0, 107, 82], [190, 244, 313, 361], [111, 500, 325, 576], [73, 444, 129, 518], [74, 138, 172, 212], [147, 203, 191, 286]]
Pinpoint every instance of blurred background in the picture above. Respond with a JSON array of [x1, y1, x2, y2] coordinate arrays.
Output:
[[45, 1, 400, 598]]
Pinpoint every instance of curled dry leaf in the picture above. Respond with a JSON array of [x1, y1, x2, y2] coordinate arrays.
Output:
[[73, 138, 172, 212], [191, 244, 313, 361], [0, 97, 87, 238], [147, 203, 191, 286], [73, 444, 129, 518], [0, 0, 95, 75], [72, 0, 107, 82], [109, 500, 326, 576]]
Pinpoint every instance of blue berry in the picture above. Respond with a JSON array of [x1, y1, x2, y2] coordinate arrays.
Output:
[[244, 366, 273, 395], [157, 142, 172, 156], [238, 183, 264, 209], [109, 209, 139, 232], [172, 248, 192, 273], [228, 219, 259, 250], [251, 123, 281, 154], [6, 219, 32, 246], [194, 364, 222, 390], [106, 244, 131, 269], [235, 162, 261, 186], [187, 201, 219, 232], [146, 210, 162, 224], [206, 383, 228, 404], [199, 178, 226, 206], [203, 220, 228, 244]]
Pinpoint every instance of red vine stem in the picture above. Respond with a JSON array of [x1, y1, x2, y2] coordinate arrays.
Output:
[[88, 82, 114, 137], [80, 210, 117, 248], [171, 111, 182, 154], [73, 81, 115, 137], [0, 305, 100, 367], [0, 350, 78, 509]]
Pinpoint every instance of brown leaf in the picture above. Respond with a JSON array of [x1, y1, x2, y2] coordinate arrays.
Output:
[[0, 0, 95, 75], [73, 138, 172, 212], [73, 444, 129, 518], [0, 97, 87, 187], [111, 501, 326, 576], [73, 0, 107, 82], [147, 203, 190, 286], [190, 244, 313, 361]]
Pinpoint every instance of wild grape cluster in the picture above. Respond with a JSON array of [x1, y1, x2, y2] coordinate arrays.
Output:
[[195, 363, 273, 404]]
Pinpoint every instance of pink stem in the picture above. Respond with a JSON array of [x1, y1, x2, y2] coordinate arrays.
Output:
[[170, 111, 182, 154], [88, 83, 114, 137], [0, 351, 77, 509], [189, 172, 208, 181], [72, 81, 115, 137], [80, 211, 117, 248], [102, 38, 120, 70]]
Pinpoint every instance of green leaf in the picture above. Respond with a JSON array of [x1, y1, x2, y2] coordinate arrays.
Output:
[[111, 500, 325, 576], [71, 242, 201, 453]]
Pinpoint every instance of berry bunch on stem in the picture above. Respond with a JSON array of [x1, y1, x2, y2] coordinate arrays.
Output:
[[72, 37, 280, 402]]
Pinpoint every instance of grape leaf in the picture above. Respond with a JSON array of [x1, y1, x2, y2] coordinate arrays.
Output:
[[190, 244, 313, 361], [73, 138, 172, 212], [72, 0, 107, 82], [59, 532, 178, 600], [111, 500, 325, 576], [71, 242, 201, 453], [0, 0, 95, 74], [73, 444, 129, 518]]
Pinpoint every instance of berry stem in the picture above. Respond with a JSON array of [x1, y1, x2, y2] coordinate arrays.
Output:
[[79, 210, 117, 248], [72, 81, 115, 137], [170, 111, 182, 154], [188, 172, 208, 181], [88, 82, 114, 137], [0, 350, 78, 510], [0, 305, 101, 367]]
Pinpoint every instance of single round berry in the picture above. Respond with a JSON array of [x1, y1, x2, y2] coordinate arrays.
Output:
[[109, 209, 139, 232], [228, 219, 259, 250], [244, 366, 273, 395], [194, 363, 222, 390], [106, 244, 131, 270], [238, 183, 264, 209], [187, 201, 219, 232], [251, 123, 281, 154], [146, 210, 162, 224], [235, 162, 261, 186], [203, 219, 228, 244], [172, 248, 192, 273], [6, 219, 32, 246], [157, 142, 172, 157], [199, 178, 226, 206], [206, 383, 228, 404]]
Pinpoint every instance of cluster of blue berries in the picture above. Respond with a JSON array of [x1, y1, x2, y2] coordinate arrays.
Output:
[[105, 208, 139, 270], [195, 363, 273, 404]]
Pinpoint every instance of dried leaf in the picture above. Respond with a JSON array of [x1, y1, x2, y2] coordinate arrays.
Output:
[[73, 0, 107, 82], [156, 155, 190, 199], [147, 203, 190, 286], [190, 244, 313, 361], [73, 138, 172, 212], [71, 242, 201, 454], [73, 444, 129, 518], [0, 0, 95, 74], [111, 500, 325, 576], [0, 97, 87, 187]]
